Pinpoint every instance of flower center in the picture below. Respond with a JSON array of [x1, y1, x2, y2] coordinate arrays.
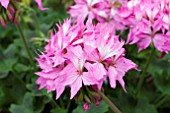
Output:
[[77, 70, 82, 75]]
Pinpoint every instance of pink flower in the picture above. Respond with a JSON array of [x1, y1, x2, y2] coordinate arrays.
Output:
[[35, 0, 48, 10], [35, 18, 137, 100], [0, 0, 9, 9], [107, 56, 137, 91], [68, 0, 105, 20], [123, 0, 170, 53], [36, 76, 65, 99], [60, 45, 97, 99], [69, 0, 127, 30]]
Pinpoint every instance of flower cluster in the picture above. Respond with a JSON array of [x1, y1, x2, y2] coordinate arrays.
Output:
[[68, 0, 170, 53], [120, 0, 170, 53], [35, 18, 137, 101], [68, 0, 128, 30]]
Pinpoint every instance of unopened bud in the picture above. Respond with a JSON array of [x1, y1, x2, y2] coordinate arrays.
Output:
[[0, 17, 7, 28], [92, 85, 98, 91], [91, 92, 102, 101], [77, 92, 83, 102], [84, 95, 91, 104], [8, 6, 15, 14], [95, 101, 100, 106], [159, 52, 166, 59], [83, 103, 90, 111], [8, 12, 13, 21]]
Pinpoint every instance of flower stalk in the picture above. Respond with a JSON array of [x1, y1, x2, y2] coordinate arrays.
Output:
[[16, 23, 37, 71], [155, 95, 169, 108], [98, 90, 122, 113], [136, 47, 155, 95]]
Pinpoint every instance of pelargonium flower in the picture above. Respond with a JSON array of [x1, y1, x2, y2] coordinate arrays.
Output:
[[119, 0, 170, 53], [35, 18, 137, 106], [68, 0, 105, 20], [68, 0, 128, 30]]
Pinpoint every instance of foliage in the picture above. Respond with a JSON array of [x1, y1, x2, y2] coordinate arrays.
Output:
[[0, 0, 170, 113]]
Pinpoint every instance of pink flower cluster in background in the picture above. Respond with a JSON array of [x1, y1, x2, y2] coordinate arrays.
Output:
[[68, 0, 127, 30], [68, 0, 170, 53], [35, 18, 137, 99], [119, 0, 170, 53]]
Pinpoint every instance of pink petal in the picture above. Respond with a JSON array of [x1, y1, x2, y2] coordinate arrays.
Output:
[[59, 63, 78, 86], [0, 0, 9, 9], [85, 62, 106, 81], [55, 83, 65, 99], [117, 76, 127, 92], [137, 35, 151, 52], [35, 69, 60, 79], [70, 76, 82, 99], [154, 34, 170, 53], [108, 66, 117, 88], [36, 77, 46, 89], [35, 0, 48, 10], [82, 72, 97, 86]]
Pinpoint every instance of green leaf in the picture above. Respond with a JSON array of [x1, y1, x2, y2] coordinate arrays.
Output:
[[10, 104, 33, 113], [26, 82, 51, 97], [14, 63, 31, 72], [3, 44, 17, 57], [154, 71, 170, 95], [73, 101, 109, 113], [50, 107, 67, 113], [9, 92, 51, 113], [0, 72, 8, 79], [0, 58, 18, 73], [0, 75, 26, 108], [135, 96, 158, 113]]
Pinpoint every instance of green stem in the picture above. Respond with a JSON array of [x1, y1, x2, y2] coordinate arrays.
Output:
[[51, 98, 58, 108], [16, 23, 37, 71], [155, 95, 169, 108], [136, 47, 155, 95], [32, 10, 41, 36], [152, 94, 165, 104], [98, 90, 122, 113]]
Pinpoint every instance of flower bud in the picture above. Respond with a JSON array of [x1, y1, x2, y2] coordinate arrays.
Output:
[[8, 6, 15, 14], [77, 92, 83, 102], [91, 92, 102, 101], [159, 52, 166, 59], [84, 95, 91, 104], [95, 101, 100, 106], [0, 16, 7, 28], [83, 103, 90, 111], [92, 85, 98, 91]]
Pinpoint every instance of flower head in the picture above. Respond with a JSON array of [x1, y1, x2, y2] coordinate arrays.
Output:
[[35, 18, 137, 105], [120, 0, 170, 53]]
